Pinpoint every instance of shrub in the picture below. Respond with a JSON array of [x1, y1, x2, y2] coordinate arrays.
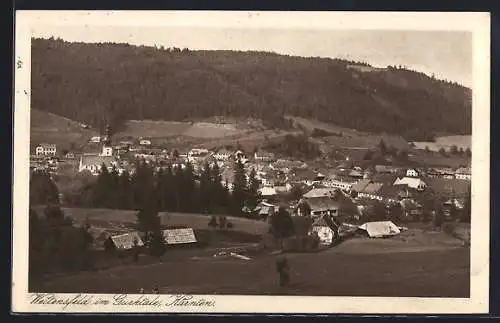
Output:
[[226, 221, 234, 229]]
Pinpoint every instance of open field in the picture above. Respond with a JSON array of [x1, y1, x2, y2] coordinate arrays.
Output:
[[412, 135, 471, 152], [30, 109, 98, 150], [33, 239, 469, 297], [287, 116, 410, 150], [44, 207, 271, 236], [31, 207, 469, 297], [410, 148, 470, 168]]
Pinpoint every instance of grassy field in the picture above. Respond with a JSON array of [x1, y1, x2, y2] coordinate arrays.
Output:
[[287, 116, 409, 150], [412, 135, 471, 152], [30, 109, 98, 150], [31, 207, 470, 297], [54, 207, 270, 236], [410, 148, 470, 168], [33, 239, 469, 297]]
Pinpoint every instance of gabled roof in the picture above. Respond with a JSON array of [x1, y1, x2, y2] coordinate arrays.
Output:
[[394, 177, 426, 189], [303, 188, 336, 199], [305, 196, 340, 212], [37, 143, 56, 149], [109, 231, 144, 250]]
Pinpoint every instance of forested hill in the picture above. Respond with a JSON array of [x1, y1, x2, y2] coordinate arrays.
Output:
[[31, 38, 472, 141]]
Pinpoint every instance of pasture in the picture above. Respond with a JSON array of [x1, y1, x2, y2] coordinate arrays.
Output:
[[287, 116, 409, 150], [31, 207, 470, 297], [33, 238, 469, 297], [30, 109, 98, 149], [59, 207, 270, 236]]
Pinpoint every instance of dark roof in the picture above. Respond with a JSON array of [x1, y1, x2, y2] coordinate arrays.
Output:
[[305, 196, 340, 212]]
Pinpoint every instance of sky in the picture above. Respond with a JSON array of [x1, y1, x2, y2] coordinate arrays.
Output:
[[32, 26, 473, 87]]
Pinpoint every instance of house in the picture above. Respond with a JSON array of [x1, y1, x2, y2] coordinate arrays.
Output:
[[310, 215, 340, 246], [297, 196, 340, 218], [35, 143, 57, 156], [139, 139, 152, 146], [393, 177, 427, 191], [78, 155, 117, 175], [162, 228, 197, 245], [348, 169, 364, 179], [351, 179, 384, 201], [213, 148, 233, 161], [405, 168, 420, 178], [303, 187, 336, 199], [253, 201, 279, 219], [455, 167, 471, 181], [89, 136, 102, 143], [104, 231, 144, 251], [321, 177, 356, 192], [259, 186, 278, 198], [254, 151, 276, 162]]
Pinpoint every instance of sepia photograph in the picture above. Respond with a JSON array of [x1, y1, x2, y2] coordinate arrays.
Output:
[[12, 11, 490, 314]]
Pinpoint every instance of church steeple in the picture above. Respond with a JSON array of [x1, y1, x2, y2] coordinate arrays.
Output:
[[100, 123, 113, 157]]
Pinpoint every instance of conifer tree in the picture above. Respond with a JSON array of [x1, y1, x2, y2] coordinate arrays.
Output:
[[231, 161, 247, 216], [246, 167, 261, 210], [198, 162, 212, 213]]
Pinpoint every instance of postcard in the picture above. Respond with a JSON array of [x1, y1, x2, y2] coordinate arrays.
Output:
[[12, 10, 490, 314]]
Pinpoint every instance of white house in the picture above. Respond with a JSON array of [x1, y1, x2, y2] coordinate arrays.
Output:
[[100, 145, 113, 157], [35, 143, 57, 156], [455, 167, 471, 181], [406, 168, 420, 178], [139, 139, 152, 146], [321, 178, 356, 192]]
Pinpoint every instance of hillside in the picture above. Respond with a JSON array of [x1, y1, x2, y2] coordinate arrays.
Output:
[[30, 108, 98, 150], [31, 38, 472, 141]]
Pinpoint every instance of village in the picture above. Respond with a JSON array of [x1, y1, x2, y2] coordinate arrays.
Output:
[[29, 121, 472, 252]]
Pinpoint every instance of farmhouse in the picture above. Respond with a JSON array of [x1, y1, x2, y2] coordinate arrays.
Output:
[[393, 177, 427, 191], [35, 143, 57, 156], [321, 177, 356, 192], [104, 231, 144, 251], [297, 196, 340, 218], [351, 179, 384, 201], [303, 187, 336, 199], [310, 215, 340, 246]]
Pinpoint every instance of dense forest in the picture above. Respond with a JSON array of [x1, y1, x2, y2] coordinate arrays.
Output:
[[31, 38, 472, 141]]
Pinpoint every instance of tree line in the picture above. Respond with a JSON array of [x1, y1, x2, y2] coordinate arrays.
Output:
[[35, 159, 263, 217]]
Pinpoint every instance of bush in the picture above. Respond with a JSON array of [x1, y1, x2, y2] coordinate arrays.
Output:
[[226, 221, 234, 229]]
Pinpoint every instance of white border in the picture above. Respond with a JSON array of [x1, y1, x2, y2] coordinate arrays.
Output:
[[12, 11, 491, 314]]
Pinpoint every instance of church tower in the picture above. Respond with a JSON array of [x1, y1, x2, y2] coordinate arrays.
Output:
[[99, 124, 113, 157]]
